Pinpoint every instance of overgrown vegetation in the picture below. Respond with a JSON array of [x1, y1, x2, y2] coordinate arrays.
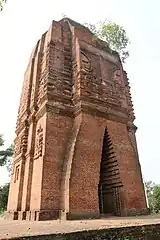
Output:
[[145, 181, 160, 213], [0, 135, 14, 213], [0, 183, 9, 213], [84, 20, 130, 63], [61, 14, 130, 63], [0, 134, 14, 173]]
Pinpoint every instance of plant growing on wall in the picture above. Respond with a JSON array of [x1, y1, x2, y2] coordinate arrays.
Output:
[[84, 19, 130, 63]]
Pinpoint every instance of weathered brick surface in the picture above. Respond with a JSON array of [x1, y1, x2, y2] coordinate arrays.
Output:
[[6, 18, 148, 220]]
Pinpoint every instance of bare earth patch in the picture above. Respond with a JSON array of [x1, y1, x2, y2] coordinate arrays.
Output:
[[0, 215, 160, 239]]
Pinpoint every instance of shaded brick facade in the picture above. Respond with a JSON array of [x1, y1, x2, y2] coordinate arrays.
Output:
[[6, 18, 148, 220]]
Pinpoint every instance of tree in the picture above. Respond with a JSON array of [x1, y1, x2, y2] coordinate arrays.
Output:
[[145, 181, 155, 212], [0, 183, 9, 212], [145, 181, 160, 213], [0, 135, 13, 213], [0, 135, 14, 173], [0, 0, 6, 11], [152, 185, 160, 213], [84, 20, 130, 63]]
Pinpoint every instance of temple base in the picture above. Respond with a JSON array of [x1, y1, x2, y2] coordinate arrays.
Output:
[[4, 208, 150, 221], [126, 208, 150, 216], [5, 210, 59, 221]]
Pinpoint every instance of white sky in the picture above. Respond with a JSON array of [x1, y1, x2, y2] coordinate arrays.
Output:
[[0, 0, 160, 185]]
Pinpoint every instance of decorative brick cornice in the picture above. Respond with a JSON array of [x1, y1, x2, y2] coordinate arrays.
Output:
[[74, 101, 129, 124], [34, 99, 130, 125]]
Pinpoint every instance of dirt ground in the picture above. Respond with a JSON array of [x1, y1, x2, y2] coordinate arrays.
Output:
[[0, 214, 160, 239]]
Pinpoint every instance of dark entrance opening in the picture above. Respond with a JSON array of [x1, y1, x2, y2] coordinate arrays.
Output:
[[98, 129, 122, 216]]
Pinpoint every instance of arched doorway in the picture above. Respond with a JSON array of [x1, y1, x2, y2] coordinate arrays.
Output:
[[98, 129, 123, 216]]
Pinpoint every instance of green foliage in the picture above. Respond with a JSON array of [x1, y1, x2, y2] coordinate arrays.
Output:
[[0, 0, 6, 11], [84, 22, 98, 35], [84, 20, 130, 63], [145, 181, 160, 213], [0, 183, 9, 212], [145, 181, 155, 212], [0, 135, 14, 173], [152, 185, 160, 213], [0, 135, 13, 213]]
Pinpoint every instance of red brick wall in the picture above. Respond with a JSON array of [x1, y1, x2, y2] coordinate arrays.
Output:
[[69, 113, 147, 218], [106, 118, 147, 213], [40, 113, 72, 211], [29, 114, 47, 210], [69, 113, 104, 217]]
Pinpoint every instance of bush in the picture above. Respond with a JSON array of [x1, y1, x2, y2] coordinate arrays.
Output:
[[0, 183, 9, 212]]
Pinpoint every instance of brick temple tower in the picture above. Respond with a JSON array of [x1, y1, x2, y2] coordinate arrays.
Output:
[[6, 18, 148, 220]]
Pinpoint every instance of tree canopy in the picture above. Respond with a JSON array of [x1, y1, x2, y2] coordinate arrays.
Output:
[[145, 181, 160, 213], [0, 135, 13, 213], [0, 135, 14, 173], [84, 20, 130, 63], [0, 183, 9, 213]]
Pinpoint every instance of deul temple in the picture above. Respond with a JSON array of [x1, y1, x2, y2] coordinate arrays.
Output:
[[6, 18, 148, 221]]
